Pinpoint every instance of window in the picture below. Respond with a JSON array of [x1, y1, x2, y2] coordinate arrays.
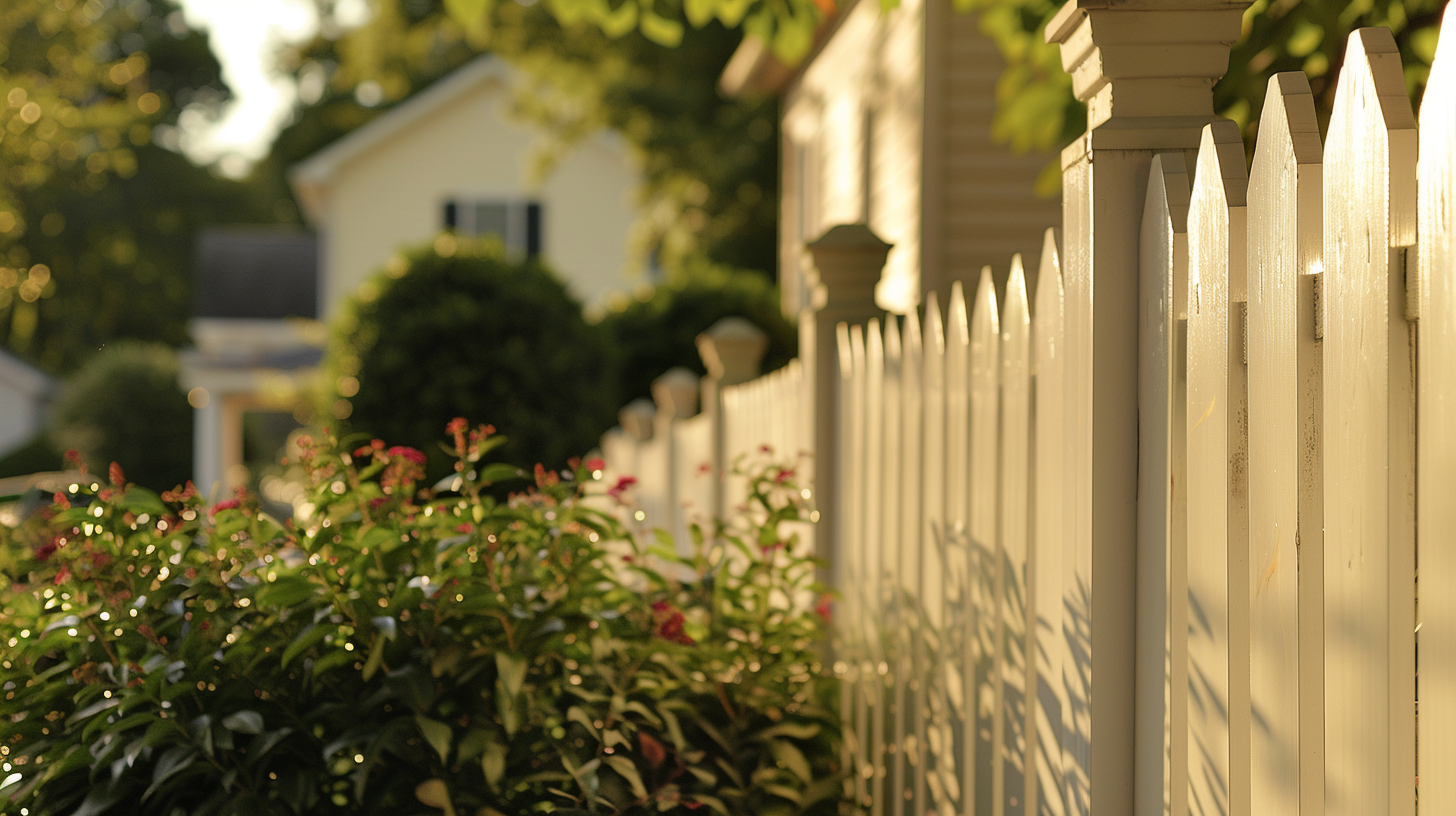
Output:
[[442, 199, 542, 258]]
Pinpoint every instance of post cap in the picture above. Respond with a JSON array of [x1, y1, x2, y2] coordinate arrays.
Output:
[[697, 317, 770, 386], [651, 367, 701, 419], [619, 398, 656, 441]]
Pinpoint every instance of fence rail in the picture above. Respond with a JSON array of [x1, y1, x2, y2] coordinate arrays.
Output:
[[601, 3, 1456, 814]]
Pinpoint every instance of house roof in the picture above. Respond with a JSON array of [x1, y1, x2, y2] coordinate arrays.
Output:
[[289, 56, 514, 224], [719, 3, 847, 97], [194, 227, 318, 319], [0, 349, 54, 400]]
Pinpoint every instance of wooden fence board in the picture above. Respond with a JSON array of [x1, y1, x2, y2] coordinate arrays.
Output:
[[969, 271, 1002, 816], [1137, 151, 1191, 816], [1185, 119, 1250, 816], [1246, 71, 1324, 816], [866, 320, 887, 816], [921, 294, 955, 813], [1000, 257, 1033, 816], [1322, 27, 1417, 816], [1030, 228, 1068, 816], [1418, 6, 1456, 813], [882, 316, 906, 816], [901, 307, 928, 816], [946, 282, 975, 815], [837, 321, 861, 806], [849, 324, 871, 810]]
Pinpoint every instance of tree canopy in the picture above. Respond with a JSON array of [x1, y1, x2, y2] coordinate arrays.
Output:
[[0, 0, 279, 371]]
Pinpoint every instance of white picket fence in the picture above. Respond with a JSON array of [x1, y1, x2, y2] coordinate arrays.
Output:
[[602, 5, 1456, 815]]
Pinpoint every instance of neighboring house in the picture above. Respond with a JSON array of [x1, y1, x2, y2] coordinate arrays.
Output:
[[0, 349, 55, 458], [721, 0, 1061, 315], [289, 55, 642, 316], [183, 55, 644, 496]]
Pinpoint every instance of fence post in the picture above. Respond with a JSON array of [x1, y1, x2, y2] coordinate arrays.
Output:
[[803, 224, 889, 577], [650, 367, 700, 546], [1044, 2, 1248, 813], [696, 317, 769, 523]]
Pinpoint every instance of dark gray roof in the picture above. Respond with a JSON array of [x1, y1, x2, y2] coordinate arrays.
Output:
[[194, 228, 318, 319]]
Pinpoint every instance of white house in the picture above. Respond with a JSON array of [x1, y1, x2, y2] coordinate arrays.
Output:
[[289, 55, 642, 315], [0, 349, 54, 459], [183, 55, 644, 497], [721, 0, 1061, 315]]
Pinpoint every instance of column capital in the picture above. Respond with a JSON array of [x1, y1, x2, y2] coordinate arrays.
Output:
[[1047, 0, 1249, 149], [697, 317, 769, 386]]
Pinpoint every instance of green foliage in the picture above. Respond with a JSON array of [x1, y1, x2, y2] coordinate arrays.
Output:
[[0, 425, 841, 816], [324, 239, 618, 474], [600, 263, 796, 405], [0, 0, 284, 371], [46, 341, 192, 492]]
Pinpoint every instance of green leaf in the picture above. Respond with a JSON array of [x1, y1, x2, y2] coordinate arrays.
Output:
[[362, 633, 386, 681], [142, 746, 197, 801], [482, 740, 508, 789], [478, 463, 526, 484], [756, 721, 822, 740], [639, 8, 684, 46], [495, 652, 527, 698], [281, 625, 332, 668], [221, 710, 264, 735], [604, 755, 647, 800], [769, 739, 812, 784], [255, 575, 317, 608], [415, 778, 459, 816], [416, 716, 453, 763]]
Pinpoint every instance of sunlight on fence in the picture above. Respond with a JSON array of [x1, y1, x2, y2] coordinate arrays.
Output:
[[601, 4, 1456, 814]]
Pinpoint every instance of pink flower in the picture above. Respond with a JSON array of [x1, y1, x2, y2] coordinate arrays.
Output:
[[651, 600, 695, 645], [585, 457, 605, 472], [210, 499, 240, 516], [774, 468, 794, 483], [108, 462, 125, 486], [607, 475, 638, 502], [446, 417, 468, 435], [815, 594, 832, 623], [387, 446, 427, 466]]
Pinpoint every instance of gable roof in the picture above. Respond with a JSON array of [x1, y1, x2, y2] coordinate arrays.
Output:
[[289, 56, 514, 223], [0, 349, 54, 401]]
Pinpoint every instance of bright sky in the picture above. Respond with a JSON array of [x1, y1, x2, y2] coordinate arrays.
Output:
[[173, 0, 323, 174]]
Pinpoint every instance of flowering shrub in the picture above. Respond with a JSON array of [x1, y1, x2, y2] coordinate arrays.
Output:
[[0, 425, 840, 816]]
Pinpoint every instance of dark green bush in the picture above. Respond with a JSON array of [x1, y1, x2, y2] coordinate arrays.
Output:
[[323, 239, 618, 477], [46, 341, 192, 492], [600, 264, 797, 406], [0, 425, 841, 816], [0, 433, 63, 480]]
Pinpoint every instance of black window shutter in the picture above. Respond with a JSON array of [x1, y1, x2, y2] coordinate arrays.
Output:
[[525, 203, 542, 257], [443, 200, 458, 230]]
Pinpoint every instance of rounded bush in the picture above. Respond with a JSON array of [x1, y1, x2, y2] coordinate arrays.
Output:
[[600, 264, 796, 406], [47, 341, 192, 491], [325, 240, 618, 473]]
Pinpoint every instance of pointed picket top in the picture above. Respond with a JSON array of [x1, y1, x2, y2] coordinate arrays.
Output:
[[1034, 229, 1065, 370], [886, 312, 903, 370], [1028, 225, 1067, 816], [1186, 116, 1250, 816], [969, 264, 1002, 548], [1246, 69, 1324, 816], [837, 322, 855, 380], [1135, 150, 1192, 816], [1418, 7, 1456, 814], [1004, 255, 1031, 348], [1323, 25, 1418, 816], [947, 281, 972, 534], [925, 290, 947, 363]]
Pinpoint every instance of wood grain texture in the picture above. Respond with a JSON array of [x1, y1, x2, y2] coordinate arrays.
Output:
[[1246, 72, 1323, 816], [1186, 120, 1250, 816], [1321, 27, 1417, 816]]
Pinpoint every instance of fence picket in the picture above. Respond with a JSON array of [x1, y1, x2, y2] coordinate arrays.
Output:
[[968, 272, 1002, 816], [1137, 151, 1191, 816], [946, 282, 975, 815], [882, 315, 907, 816], [849, 324, 871, 810], [1418, 6, 1456, 813], [921, 294, 955, 813], [866, 320, 887, 816], [1322, 28, 1418, 816], [901, 306, 928, 816], [1186, 119, 1250, 816], [999, 257, 1033, 816], [1029, 228, 1068, 816], [1246, 71, 1324, 816]]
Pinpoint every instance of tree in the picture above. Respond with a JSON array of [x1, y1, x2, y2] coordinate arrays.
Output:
[[0, 0, 281, 371]]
